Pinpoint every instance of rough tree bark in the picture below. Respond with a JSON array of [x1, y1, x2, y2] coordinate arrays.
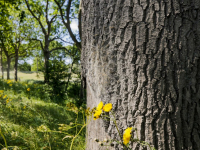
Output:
[[82, 0, 200, 150]]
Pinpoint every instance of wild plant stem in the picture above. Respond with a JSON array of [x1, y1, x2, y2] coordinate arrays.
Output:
[[70, 124, 86, 150], [110, 111, 132, 150], [0, 126, 7, 148], [110, 112, 123, 143]]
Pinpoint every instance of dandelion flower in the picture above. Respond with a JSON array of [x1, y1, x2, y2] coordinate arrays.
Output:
[[96, 101, 103, 110], [9, 84, 12, 86], [103, 103, 112, 112], [27, 88, 31, 91], [3, 95, 7, 99], [123, 127, 132, 145], [93, 109, 102, 120], [0, 90, 4, 93]]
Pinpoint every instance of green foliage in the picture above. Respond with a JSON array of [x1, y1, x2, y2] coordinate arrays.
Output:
[[0, 0, 21, 29], [18, 62, 31, 71], [67, 81, 85, 108], [47, 59, 70, 102], [71, 0, 80, 17], [0, 79, 50, 101], [45, 45, 82, 104], [31, 57, 44, 71]]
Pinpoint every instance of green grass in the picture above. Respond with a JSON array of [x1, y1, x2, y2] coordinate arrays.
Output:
[[1, 71, 80, 82], [1, 71, 44, 81], [18, 71, 44, 81], [0, 79, 86, 150]]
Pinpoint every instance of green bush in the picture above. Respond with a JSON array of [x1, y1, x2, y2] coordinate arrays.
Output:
[[18, 62, 31, 71], [47, 59, 70, 103]]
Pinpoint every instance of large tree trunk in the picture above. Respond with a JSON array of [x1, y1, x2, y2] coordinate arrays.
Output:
[[6, 57, 11, 80], [14, 49, 19, 81], [82, 0, 200, 150]]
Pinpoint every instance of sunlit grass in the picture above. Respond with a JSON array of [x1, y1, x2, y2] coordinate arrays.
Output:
[[1, 71, 44, 81], [0, 80, 85, 150]]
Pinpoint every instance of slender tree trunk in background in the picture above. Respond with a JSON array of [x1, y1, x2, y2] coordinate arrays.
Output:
[[14, 48, 19, 81], [7, 57, 11, 80], [37, 57, 38, 72], [82, 0, 200, 150], [44, 50, 50, 83], [0, 48, 3, 79]]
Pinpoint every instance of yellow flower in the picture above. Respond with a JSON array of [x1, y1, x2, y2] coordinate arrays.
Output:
[[27, 88, 31, 91], [23, 106, 26, 109], [97, 101, 103, 110], [93, 109, 102, 120], [123, 127, 132, 145], [6, 98, 9, 103], [3, 95, 7, 99], [9, 84, 12, 86], [0, 90, 4, 93], [103, 103, 112, 112], [7, 80, 11, 84]]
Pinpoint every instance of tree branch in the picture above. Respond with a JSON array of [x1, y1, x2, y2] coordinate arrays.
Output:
[[50, 14, 57, 23], [25, 0, 47, 35], [30, 38, 44, 51], [54, 0, 81, 51], [78, 0, 82, 41], [18, 50, 27, 57], [54, 0, 66, 24], [45, 0, 49, 23], [56, 37, 74, 45], [50, 47, 68, 53], [66, 0, 81, 50]]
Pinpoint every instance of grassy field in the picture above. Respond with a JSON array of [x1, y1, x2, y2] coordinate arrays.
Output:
[[0, 71, 79, 82], [0, 71, 44, 81], [0, 79, 86, 150]]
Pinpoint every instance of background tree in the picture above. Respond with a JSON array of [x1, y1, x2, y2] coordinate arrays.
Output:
[[25, 0, 68, 83], [54, 0, 87, 101], [9, 13, 35, 81], [82, 0, 200, 150], [0, 0, 21, 79], [54, 0, 81, 51], [31, 55, 44, 72], [0, 36, 15, 79]]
